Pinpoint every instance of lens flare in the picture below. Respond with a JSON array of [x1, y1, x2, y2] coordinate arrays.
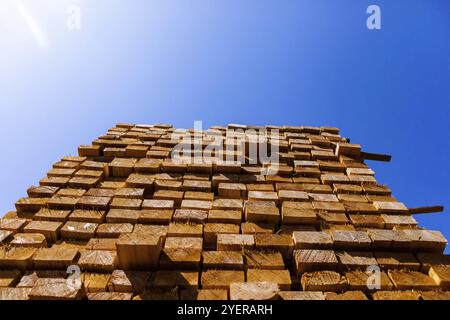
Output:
[[0, 0, 49, 50], [14, 1, 48, 49]]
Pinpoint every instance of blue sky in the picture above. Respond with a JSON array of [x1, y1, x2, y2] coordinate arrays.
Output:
[[0, 0, 449, 251]]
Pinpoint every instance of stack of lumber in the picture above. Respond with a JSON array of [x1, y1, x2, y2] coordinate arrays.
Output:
[[0, 123, 449, 300]]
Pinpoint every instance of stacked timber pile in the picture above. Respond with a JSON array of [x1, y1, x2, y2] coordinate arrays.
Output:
[[0, 123, 449, 300]]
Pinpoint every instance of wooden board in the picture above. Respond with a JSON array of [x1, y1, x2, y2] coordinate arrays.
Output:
[[292, 231, 333, 250], [32, 247, 78, 270], [301, 271, 348, 292], [202, 251, 244, 270], [246, 269, 292, 290], [293, 249, 339, 274], [28, 278, 85, 300], [428, 265, 450, 289], [78, 250, 117, 272], [217, 234, 255, 251], [387, 270, 438, 291], [116, 233, 163, 270], [200, 270, 245, 290], [229, 281, 278, 300], [345, 270, 393, 291], [10, 233, 47, 248], [160, 248, 201, 270]]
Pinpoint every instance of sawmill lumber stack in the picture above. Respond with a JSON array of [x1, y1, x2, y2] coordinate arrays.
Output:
[[0, 123, 448, 300]]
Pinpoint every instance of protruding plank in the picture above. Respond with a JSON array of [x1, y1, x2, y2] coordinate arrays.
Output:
[[361, 151, 391, 162], [408, 206, 444, 215]]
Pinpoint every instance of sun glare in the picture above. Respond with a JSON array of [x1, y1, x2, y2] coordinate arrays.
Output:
[[0, 0, 48, 50]]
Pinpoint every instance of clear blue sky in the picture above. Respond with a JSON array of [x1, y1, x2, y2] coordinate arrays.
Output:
[[1, 0, 449, 251]]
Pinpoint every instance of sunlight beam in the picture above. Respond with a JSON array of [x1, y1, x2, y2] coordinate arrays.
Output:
[[14, 1, 49, 50]]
